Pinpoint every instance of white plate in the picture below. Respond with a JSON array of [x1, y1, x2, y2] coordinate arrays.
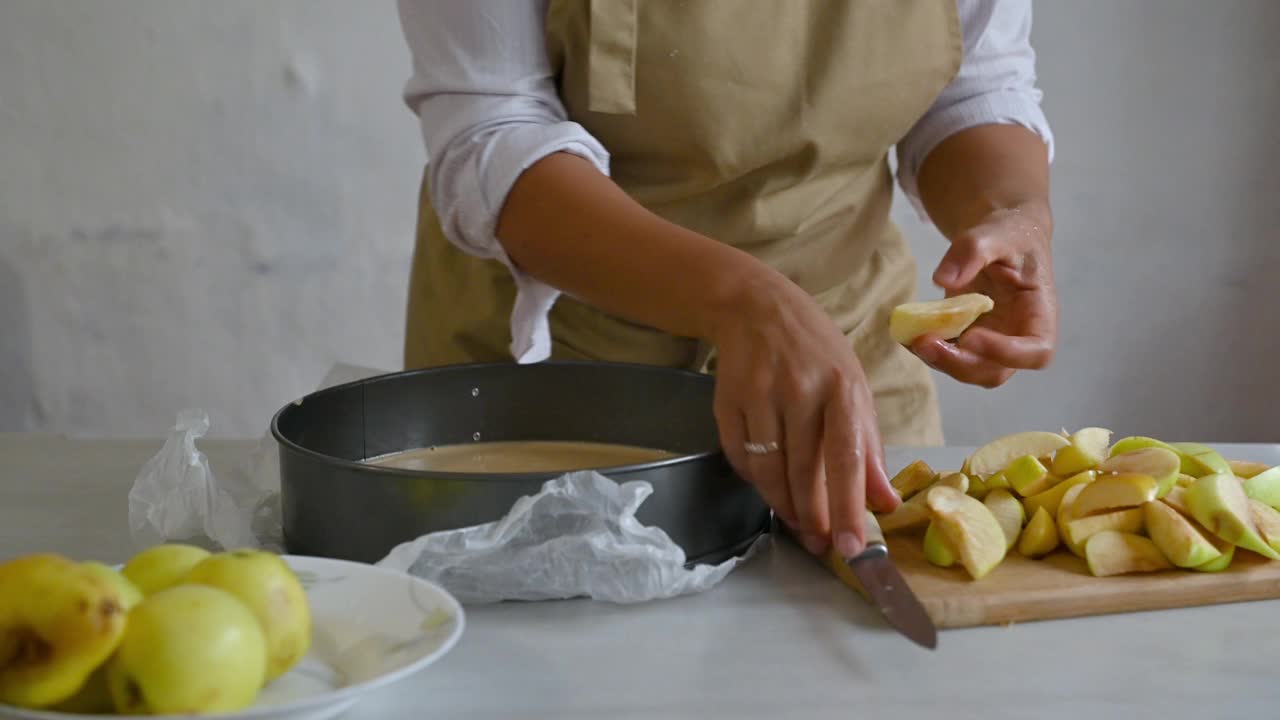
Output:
[[1, 555, 465, 720]]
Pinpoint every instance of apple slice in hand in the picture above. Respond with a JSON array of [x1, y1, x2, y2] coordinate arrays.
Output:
[[1097, 447, 1180, 498], [1184, 473, 1280, 560], [963, 431, 1070, 478], [1144, 500, 1223, 568], [926, 486, 1008, 580], [1018, 506, 1060, 558], [889, 292, 994, 346], [1085, 531, 1173, 577], [1069, 473, 1159, 518]]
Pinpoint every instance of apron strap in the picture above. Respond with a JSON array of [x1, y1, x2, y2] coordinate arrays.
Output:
[[588, 0, 638, 115]]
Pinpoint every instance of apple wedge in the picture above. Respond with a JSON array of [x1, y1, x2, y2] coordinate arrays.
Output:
[[1023, 470, 1096, 518], [1184, 473, 1280, 560], [1056, 483, 1089, 546], [1017, 506, 1060, 558], [1192, 539, 1235, 573], [1242, 466, 1280, 510], [889, 292, 994, 346], [986, 472, 1011, 491], [983, 489, 1025, 550], [1246, 499, 1280, 554], [877, 471, 968, 533], [1108, 436, 1179, 459], [1161, 486, 1193, 517], [1097, 447, 1180, 498], [1085, 531, 1173, 577], [1069, 473, 1158, 518], [1175, 473, 1197, 489], [889, 460, 937, 501], [963, 431, 1070, 478], [1229, 460, 1274, 479], [1170, 442, 1231, 477], [922, 521, 956, 568], [1144, 500, 1222, 568], [1051, 427, 1112, 477], [926, 485, 1007, 580], [966, 473, 990, 500], [1004, 455, 1058, 497], [1063, 508, 1145, 557]]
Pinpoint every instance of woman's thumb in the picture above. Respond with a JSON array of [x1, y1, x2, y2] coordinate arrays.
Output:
[[933, 234, 993, 290]]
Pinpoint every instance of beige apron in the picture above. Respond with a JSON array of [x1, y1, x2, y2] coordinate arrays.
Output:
[[404, 0, 961, 447]]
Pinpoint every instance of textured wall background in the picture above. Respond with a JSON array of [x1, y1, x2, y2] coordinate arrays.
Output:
[[1, 1, 1278, 442]]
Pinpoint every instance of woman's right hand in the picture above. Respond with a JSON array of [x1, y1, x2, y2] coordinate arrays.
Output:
[[707, 271, 900, 560]]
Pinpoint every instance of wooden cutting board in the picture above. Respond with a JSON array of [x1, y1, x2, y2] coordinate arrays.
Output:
[[824, 531, 1280, 629]]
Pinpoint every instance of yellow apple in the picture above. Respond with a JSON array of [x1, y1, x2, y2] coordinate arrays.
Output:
[[983, 489, 1025, 550], [0, 554, 129, 708], [1097, 447, 1180, 498], [121, 544, 211, 596], [878, 471, 968, 533], [1022, 470, 1096, 518], [963, 431, 1070, 478], [922, 521, 956, 568], [1085, 531, 1173, 577], [966, 473, 990, 500], [79, 561, 143, 611], [1175, 473, 1197, 489], [1004, 455, 1057, 497], [1144, 500, 1222, 568], [889, 292, 994, 346], [183, 549, 312, 681], [1246, 499, 1280, 554], [1062, 508, 1145, 557], [48, 666, 112, 714], [889, 459, 937, 501], [1170, 442, 1231, 477], [926, 485, 1007, 580], [1242, 466, 1280, 510], [1229, 460, 1273, 479], [1184, 473, 1280, 560], [1051, 427, 1113, 477], [1069, 473, 1158, 518], [1017, 506, 1060, 558], [986, 471, 1011, 491], [107, 585, 267, 714]]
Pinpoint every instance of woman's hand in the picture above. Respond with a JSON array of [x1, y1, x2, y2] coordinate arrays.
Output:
[[708, 274, 901, 560], [911, 203, 1058, 388]]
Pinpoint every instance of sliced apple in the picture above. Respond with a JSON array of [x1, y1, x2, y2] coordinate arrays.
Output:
[[1051, 427, 1112, 477], [926, 485, 1007, 580], [1161, 486, 1193, 516], [1184, 473, 1280, 560], [966, 473, 991, 500], [1003, 455, 1057, 497], [889, 292, 994, 346], [1175, 473, 1197, 489], [1144, 500, 1222, 568], [1170, 442, 1231, 477], [1242, 466, 1280, 510], [889, 460, 937, 501], [922, 521, 956, 568], [1023, 470, 1096, 518], [877, 471, 968, 533], [1070, 473, 1158, 518], [1085, 531, 1173, 577], [1108, 436, 1179, 458], [986, 472, 1011, 491], [1192, 539, 1235, 572], [1097, 447, 1180, 498], [1229, 460, 1274, 479], [1246, 499, 1280, 554], [962, 431, 1070, 478], [1063, 507, 1145, 557], [1056, 482, 1089, 546], [1017, 506, 1060, 558], [983, 489, 1025, 550]]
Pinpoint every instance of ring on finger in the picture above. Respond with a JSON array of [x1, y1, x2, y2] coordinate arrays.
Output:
[[744, 440, 782, 455]]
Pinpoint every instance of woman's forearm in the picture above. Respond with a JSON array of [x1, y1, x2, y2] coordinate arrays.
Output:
[[494, 152, 782, 341], [915, 123, 1053, 239]]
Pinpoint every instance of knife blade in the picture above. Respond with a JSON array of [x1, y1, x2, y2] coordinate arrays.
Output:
[[816, 511, 938, 649]]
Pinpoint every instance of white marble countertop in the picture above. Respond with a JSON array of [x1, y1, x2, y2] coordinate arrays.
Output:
[[3, 433, 1278, 719]]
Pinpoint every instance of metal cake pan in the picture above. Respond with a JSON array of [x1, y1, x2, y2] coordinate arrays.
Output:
[[270, 361, 771, 566]]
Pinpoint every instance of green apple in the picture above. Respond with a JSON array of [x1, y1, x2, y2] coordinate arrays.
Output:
[[1229, 460, 1274, 479], [1184, 473, 1280, 560], [121, 544, 211, 596], [1051, 427, 1112, 477], [1004, 455, 1057, 497], [183, 550, 312, 681], [106, 585, 267, 714], [986, 471, 1011, 491], [1144, 500, 1222, 568], [1085, 531, 1172, 577], [1063, 508, 1145, 558], [1070, 473, 1158, 518], [878, 471, 968, 533], [1170, 442, 1231, 477], [925, 486, 1007, 580], [1017, 506, 1060, 558], [1022, 470, 1095, 518], [963, 431, 1070, 478], [922, 521, 956, 568], [966, 473, 990, 500], [889, 459, 937, 501], [1242, 466, 1280, 509], [1192, 534, 1235, 572], [1097, 447, 1180, 498], [1246, 499, 1280, 554], [1108, 436, 1179, 458], [983, 489, 1025, 550]]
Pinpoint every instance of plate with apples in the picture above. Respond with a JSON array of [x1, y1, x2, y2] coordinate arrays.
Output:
[[0, 545, 466, 719]]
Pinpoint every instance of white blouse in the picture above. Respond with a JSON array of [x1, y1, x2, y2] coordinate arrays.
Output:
[[396, 0, 1055, 363]]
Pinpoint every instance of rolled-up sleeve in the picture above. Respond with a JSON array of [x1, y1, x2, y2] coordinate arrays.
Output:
[[895, 0, 1055, 217], [396, 0, 611, 363]]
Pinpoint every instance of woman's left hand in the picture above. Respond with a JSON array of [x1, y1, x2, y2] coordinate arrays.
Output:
[[910, 202, 1058, 388]]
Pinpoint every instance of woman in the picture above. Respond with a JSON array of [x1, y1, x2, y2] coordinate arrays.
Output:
[[395, 0, 1058, 562]]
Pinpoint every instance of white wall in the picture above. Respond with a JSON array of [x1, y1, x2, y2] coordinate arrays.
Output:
[[2, 0, 1277, 443]]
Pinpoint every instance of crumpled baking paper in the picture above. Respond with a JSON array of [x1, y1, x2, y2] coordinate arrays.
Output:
[[127, 363, 761, 604]]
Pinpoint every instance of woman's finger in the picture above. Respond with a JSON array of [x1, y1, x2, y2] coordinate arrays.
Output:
[[744, 405, 798, 534], [783, 393, 828, 546], [823, 375, 866, 559], [856, 380, 899, 513], [933, 231, 1003, 291], [957, 326, 1054, 370], [911, 335, 1014, 388], [716, 394, 795, 528]]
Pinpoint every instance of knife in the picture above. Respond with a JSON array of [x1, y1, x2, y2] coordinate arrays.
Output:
[[814, 511, 938, 650]]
